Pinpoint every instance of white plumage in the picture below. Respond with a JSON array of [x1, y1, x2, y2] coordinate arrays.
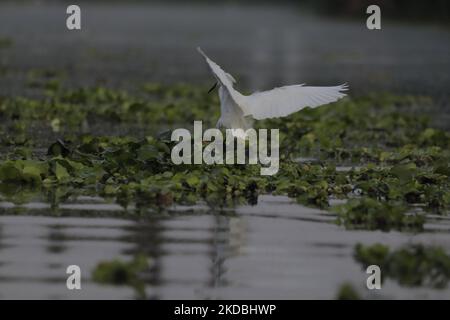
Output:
[[198, 47, 348, 129]]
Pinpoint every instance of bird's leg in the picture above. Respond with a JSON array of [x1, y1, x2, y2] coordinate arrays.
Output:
[[207, 82, 218, 94]]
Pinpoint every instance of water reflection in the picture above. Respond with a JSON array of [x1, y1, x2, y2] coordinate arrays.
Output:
[[0, 195, 449, 299]]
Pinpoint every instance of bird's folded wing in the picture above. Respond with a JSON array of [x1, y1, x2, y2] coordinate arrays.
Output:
[[241, 84, 348, 120]]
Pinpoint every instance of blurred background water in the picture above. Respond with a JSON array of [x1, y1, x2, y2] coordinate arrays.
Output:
[[1, 1, 449, 102]]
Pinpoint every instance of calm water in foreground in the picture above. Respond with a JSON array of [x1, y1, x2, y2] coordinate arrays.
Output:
[[1, 195, 450, 299]]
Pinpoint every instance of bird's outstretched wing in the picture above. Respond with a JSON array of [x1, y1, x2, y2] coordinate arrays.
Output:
[[242, 84, 348, 120], [197, 47, 236, 90]]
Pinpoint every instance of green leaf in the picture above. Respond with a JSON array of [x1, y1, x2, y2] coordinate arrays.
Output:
[[55, 162, 70, 182]]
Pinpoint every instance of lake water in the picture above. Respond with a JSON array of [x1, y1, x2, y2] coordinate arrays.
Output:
[[1, 195, 450, 299], [0, 2, 449, 299]]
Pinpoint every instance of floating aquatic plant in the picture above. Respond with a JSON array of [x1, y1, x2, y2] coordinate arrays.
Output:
[[92, 254, 150, 298], [335, 197, 425, 231], [354, 243, 450, 288], [0, 84, 448, 220]]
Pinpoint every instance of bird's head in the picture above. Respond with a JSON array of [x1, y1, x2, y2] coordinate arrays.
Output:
[[208, 73, 236, 94]]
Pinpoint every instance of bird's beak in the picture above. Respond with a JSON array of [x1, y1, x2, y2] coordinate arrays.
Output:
[[207, 82, 218, 94]]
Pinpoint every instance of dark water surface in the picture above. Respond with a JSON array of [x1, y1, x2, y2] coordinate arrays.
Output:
[[1, 195, 450, 299], [1, 3, 450, 101]]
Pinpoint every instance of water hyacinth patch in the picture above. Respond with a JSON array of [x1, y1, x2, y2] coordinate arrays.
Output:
[[0, 84, 449, 227], [335, 197, 425, 231], [354, 244, 450, 289], [92, 254, 150, 298]]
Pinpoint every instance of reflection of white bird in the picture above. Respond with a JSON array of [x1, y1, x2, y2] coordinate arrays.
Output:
[[198, 47, 348, 133]]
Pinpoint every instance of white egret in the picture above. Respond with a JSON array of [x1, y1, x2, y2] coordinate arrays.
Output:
[[198, 47, 348, 135]]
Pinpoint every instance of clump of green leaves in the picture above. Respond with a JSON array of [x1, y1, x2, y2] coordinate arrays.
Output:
[[335, 283, 361, 300], [0, 159, 48, 184], [354, 243, 450, 288], [92, 254, 150, 298], [335, 197, 425, 231], [349, 158, 450, 214], [261, 93, 446, 157], [0, 83, 219, 137], [0, 83, 449, 218]]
